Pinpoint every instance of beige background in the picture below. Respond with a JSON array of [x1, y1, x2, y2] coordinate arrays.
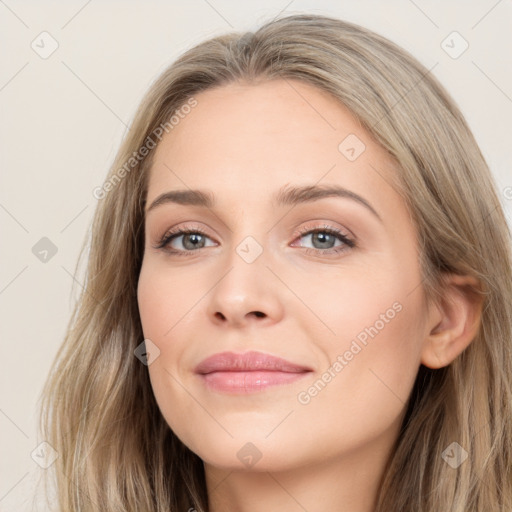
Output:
[[1, 0, 511, 510]]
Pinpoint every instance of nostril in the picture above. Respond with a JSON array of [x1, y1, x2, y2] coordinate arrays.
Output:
[[252, 311, 265, 318]]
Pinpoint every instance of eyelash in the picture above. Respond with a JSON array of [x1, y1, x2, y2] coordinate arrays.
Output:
[[153, 222, 356, 257]]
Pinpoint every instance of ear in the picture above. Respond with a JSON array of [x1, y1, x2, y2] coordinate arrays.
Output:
[[421, 273, 485, 369]]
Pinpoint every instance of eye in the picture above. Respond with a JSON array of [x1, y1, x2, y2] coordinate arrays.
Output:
[[291, 224, 355, 256], [153, 224, 217, 256]]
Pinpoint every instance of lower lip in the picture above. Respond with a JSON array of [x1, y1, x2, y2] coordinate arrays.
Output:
[[198, 371, 310, 393]]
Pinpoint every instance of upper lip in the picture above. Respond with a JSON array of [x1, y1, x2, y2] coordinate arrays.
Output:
[[195, 351, 313, 374]]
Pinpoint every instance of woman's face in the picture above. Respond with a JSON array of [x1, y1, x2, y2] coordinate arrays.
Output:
[[137, 79, 432, 473]]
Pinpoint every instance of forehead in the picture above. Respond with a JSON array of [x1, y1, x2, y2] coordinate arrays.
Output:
[[146, 79, 399, 211]]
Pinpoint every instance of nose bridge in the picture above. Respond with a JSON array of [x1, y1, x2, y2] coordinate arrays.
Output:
[[222, 231, 270, 301], [206, 227, 284, 326], [221, 204, 271, 267]]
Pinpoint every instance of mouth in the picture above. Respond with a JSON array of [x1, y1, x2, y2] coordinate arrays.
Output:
[[194, 350, 313, 394]]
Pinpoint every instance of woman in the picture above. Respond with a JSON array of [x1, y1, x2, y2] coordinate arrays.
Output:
[[38, 13, 512, 511]]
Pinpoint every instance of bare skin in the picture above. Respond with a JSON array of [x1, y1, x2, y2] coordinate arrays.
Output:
[[137, 79, 483, 512]]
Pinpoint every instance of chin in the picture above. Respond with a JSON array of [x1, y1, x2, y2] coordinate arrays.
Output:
[[181, 431, 306, 472]]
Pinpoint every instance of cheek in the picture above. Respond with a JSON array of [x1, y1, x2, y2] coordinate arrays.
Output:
[[137, 264, 199, 440], [137, 261, 201, 340], [306, 287, 423, 412], [137, 264, 189, 399], [291, 300, 424, 462], [292, 261, 425, 426], [137, 261, 208, 393], [286, 258, 411, 349]]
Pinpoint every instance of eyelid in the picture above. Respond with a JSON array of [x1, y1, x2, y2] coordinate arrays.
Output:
[[293, 222, 353, 239], [153, 222, 214, 250]]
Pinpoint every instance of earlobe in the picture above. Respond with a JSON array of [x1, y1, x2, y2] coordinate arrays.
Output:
[[421, 274, 484, 369]]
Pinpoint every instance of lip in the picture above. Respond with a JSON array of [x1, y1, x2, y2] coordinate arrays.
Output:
[[194, 350, 313, 393]]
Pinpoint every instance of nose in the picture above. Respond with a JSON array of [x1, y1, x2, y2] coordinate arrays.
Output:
[[206, 250, 285, 329]]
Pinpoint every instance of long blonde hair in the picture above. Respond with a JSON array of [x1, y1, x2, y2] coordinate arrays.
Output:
[[38, 13, 512, 511]]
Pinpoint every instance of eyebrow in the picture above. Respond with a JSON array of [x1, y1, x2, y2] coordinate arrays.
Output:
[[145, 184, 382, 222]]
